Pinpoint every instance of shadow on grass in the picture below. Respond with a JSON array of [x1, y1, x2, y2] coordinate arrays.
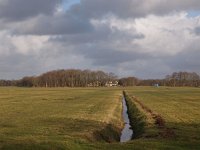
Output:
[[0, 121, 200, 150], [38, 117, 121, 141], [0, 118, 121, 150], [0, 142, 66, 150], [93, 124, 121, 142]]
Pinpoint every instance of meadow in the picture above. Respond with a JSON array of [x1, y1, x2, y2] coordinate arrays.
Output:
[[126, 87, 200, 149], [0, 87, 199, 150]]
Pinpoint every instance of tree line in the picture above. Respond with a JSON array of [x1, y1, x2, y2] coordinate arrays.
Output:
[[0, 70, 199, 87], [137, 72, 200, 87], [0, 69, 117, 87]]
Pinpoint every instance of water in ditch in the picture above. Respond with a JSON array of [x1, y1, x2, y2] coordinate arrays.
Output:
[[120, 96, 133, 142]]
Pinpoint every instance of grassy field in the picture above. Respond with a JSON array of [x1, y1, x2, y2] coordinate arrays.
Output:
[[0, 87, 200, 149], [0, 87, 123, 149], [126, 87, 200, 149]]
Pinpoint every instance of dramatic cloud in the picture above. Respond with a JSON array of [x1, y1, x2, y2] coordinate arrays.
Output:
[[69, 0, 200, 18], [11, 13, 93, 35], [0, 0, 200, 79], [0, 0, 61, 21]]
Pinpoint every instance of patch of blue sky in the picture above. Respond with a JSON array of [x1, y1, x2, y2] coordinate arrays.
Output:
[[62, 0, 80, 10], [187, 10, 200, 17]]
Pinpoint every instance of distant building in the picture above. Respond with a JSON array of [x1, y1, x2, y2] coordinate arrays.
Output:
[[154, 84, 159, 87], [105, 81, 119, 87]]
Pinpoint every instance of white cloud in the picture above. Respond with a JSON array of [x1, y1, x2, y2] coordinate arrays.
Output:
[[86, 12, 200, 78], [90, 12, 200, 56], [134, 12, 200, 56], [0, 30, 49, 55]]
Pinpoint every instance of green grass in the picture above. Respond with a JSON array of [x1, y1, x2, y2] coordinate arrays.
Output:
[[0, 87, 123, 149], [126, 86, 200, 149], [0, 87, 200, 149]]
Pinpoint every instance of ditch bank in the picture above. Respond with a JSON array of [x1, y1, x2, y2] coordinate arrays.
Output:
[[93, 91, 146, 143], [132, 96, 175, 138]]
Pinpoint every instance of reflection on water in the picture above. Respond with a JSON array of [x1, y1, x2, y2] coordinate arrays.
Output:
[[120, 96, 133, 142]]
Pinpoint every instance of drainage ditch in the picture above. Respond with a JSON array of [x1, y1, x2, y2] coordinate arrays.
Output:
[[120, 95, 133, 142]]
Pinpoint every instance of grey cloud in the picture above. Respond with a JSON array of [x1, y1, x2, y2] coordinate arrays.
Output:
[[167, 49, 200, 72], [70, 0, 200, 19], [9, 0, 200, 36], [0, 0, 61, 21], [116, 58, 171, 79], [69, 0, 142, 18], [0, 0, 199, 23], [0, 0, 200, 79], [49, 23, 113, 43], [13, 14, 93, 35], [0, 47, 81, 79], [194, 27, 200, 35], [50, 23, 144, 44], [4, 0, 200, 36], [148, 1, 200, 16], [84, 48, 149, 66], [113, 47, 200, 79], [48, 22, 145, 66], [0, 52, 42, 79]]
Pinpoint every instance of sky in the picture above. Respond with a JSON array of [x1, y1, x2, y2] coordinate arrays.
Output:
[[0, 0, 200, 79]]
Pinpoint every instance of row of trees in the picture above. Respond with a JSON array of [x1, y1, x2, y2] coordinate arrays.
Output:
[[0, 80, 16, 86], [138, 72, 200, 87], [14, 69, 117, 87], [117, 72, 200, 87], [0, 70, 199, 87], [118, 77, 139, 86], [165, 72, 200, 87]]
